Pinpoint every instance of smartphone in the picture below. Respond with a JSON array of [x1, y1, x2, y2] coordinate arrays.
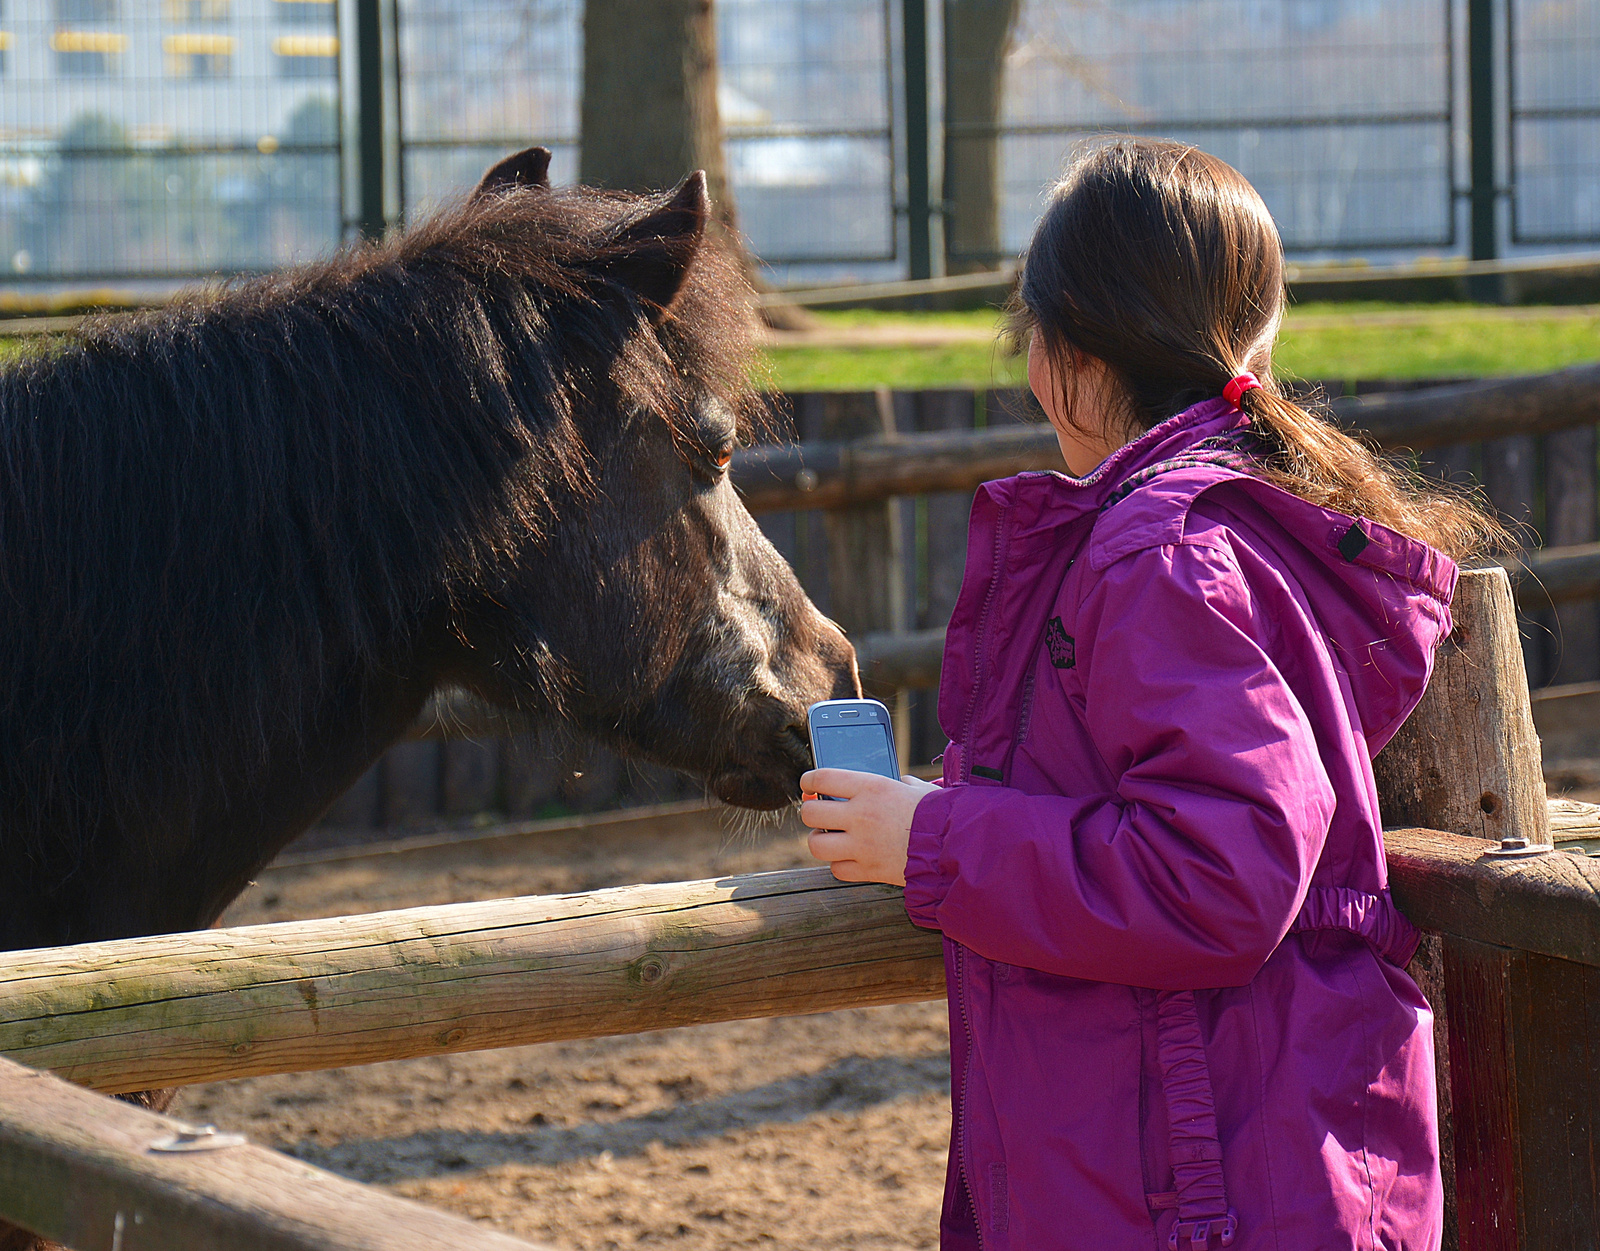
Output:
[[807, 698, 900, 783]]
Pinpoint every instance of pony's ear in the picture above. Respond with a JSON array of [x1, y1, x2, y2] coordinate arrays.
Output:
[[472, 146, 552, 200], [600, 171, 709, 321]]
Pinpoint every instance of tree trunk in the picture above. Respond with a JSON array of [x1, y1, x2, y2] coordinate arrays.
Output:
[[580, 0, 729, 204], [942, 0, 1020, 274], [579, 0, 813, 328]]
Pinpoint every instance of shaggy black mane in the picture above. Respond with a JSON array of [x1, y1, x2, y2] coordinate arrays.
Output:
[[0, 184, 758, 880]]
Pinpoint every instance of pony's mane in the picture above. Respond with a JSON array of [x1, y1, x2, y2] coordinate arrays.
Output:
[[0, 184, 758, 874]]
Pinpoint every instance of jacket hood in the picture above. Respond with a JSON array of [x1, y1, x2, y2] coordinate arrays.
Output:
[[975, 399, 1458, 752]]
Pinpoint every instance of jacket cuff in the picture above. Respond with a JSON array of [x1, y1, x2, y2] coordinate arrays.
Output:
[[903, 785, 962, 929]]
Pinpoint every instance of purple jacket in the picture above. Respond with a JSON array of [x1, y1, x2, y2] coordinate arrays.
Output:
[[904, 399, 1453, 1250]]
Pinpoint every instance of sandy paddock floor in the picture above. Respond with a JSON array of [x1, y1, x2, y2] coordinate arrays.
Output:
[[175, 807, 954, 1249]]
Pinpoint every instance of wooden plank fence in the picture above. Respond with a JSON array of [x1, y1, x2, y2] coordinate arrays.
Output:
[[337, 366, 1600, 831]]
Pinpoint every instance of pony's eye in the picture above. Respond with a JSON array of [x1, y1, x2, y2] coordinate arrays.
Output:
[[713, 447, 733, 470]]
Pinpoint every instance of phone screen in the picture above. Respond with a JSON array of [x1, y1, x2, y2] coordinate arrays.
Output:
[[812, 722, 898, 778]]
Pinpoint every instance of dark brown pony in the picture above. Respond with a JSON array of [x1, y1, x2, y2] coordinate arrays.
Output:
[[0, 155, 859, 1247], [0, 148, 856, 959]]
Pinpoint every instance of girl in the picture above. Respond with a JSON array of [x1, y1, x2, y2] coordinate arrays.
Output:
[[801, 139, 1500, 1250]]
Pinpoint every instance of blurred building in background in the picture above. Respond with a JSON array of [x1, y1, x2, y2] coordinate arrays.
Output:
[[0, 0, 340, 281], [0, 0, 1595, 290]]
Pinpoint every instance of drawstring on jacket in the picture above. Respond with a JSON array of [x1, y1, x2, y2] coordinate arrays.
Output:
[[1142, 885, 1420, 1249]]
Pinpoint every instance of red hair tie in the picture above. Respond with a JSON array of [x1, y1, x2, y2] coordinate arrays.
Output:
[[1223, 373, 1262, 409]]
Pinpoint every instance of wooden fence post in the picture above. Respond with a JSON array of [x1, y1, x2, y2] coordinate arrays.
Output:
[[1481, 436, 1545, 687], [1374, 565, 1550, 846], [811, 389, 911, 767], [1375, 565, 1600, 1251], [905, 389, 978, 765]]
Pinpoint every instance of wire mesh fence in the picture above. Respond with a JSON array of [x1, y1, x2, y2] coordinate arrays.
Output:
[[0, 0, 340, 282], [964, 0, 1455, 268], [394, 0, 895, 270], [0, 0, 1597, 287], [397, 0, 580, 216], [1510, 0, 1600, 245], [719, 0, 894, 266]]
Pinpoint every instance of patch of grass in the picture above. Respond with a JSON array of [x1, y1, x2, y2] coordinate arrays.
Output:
[[802, 308, 1006, 331], [762, 302, 1600, 391], [8, 302, 1597, 391], [1277, 302, 1600, 381], [767, 341, 1026, 391]]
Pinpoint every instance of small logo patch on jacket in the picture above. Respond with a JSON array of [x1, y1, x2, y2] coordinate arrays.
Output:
[[1045, 616, 1075, 669]]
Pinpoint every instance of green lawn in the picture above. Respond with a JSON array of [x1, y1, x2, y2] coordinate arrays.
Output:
[[7, 301, 1598, 389], [1276, 303, 1600, 382], [763, 303, 1600, 391]]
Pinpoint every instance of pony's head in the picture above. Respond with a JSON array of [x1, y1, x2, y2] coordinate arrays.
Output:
[[426, 151, 859, 809]]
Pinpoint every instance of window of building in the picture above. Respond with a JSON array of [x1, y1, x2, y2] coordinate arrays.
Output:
[[0, 31, 10, 77], [55, 0, 116, 22], [51, 28, 125, 76], [273, 33, 337, 78], [274, 0, 333, 25], [164, 32, 233, 77], [164, 0, 230, 21]]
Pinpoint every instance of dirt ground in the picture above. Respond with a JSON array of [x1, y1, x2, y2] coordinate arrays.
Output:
[[176, 806, 954, 1249]]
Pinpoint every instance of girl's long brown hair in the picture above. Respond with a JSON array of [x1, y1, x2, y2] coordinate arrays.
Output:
[[1010, 138, 1506, 561]]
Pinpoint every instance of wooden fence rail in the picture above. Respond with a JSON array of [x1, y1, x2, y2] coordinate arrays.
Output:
[[0, 831, 1589, 1098], [0, 1055, 552, 1251], [0, 869, 944, 1095], [731, 363, 1600, 514]]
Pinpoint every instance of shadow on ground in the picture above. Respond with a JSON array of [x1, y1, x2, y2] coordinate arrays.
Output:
[[292, 1050, 950, 1184]]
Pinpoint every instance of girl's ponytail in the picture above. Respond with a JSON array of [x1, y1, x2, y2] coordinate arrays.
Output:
[[1235, 383, 1508, 562], [1012, 138, 1508, 562]]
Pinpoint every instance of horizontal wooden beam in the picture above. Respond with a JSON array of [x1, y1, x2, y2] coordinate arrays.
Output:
[[731, 366, 1600, 512], [0, 1055, 549, 1251], [1385, 826, 1600, 967], [1530, 680, 1600, 738], [1510, 541, 1600, 609], [3, 828, 1599, 1095], [856, 629, 945, 691], [1328, 362, 1600, 451], [0, 868, 946, 1095], [732, 422, 1065, 513]]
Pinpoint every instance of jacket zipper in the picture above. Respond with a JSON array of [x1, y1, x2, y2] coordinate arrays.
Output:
[[952, 509, 1006, 1245], [955, 506, 1010, 785], [954, 944, 986, 1249]]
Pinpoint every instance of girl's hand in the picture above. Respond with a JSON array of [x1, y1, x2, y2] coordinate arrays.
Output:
[[799, 769, 939, 886]]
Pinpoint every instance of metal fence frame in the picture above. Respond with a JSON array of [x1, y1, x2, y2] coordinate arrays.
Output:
[[1, 0, 1595, 286]]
